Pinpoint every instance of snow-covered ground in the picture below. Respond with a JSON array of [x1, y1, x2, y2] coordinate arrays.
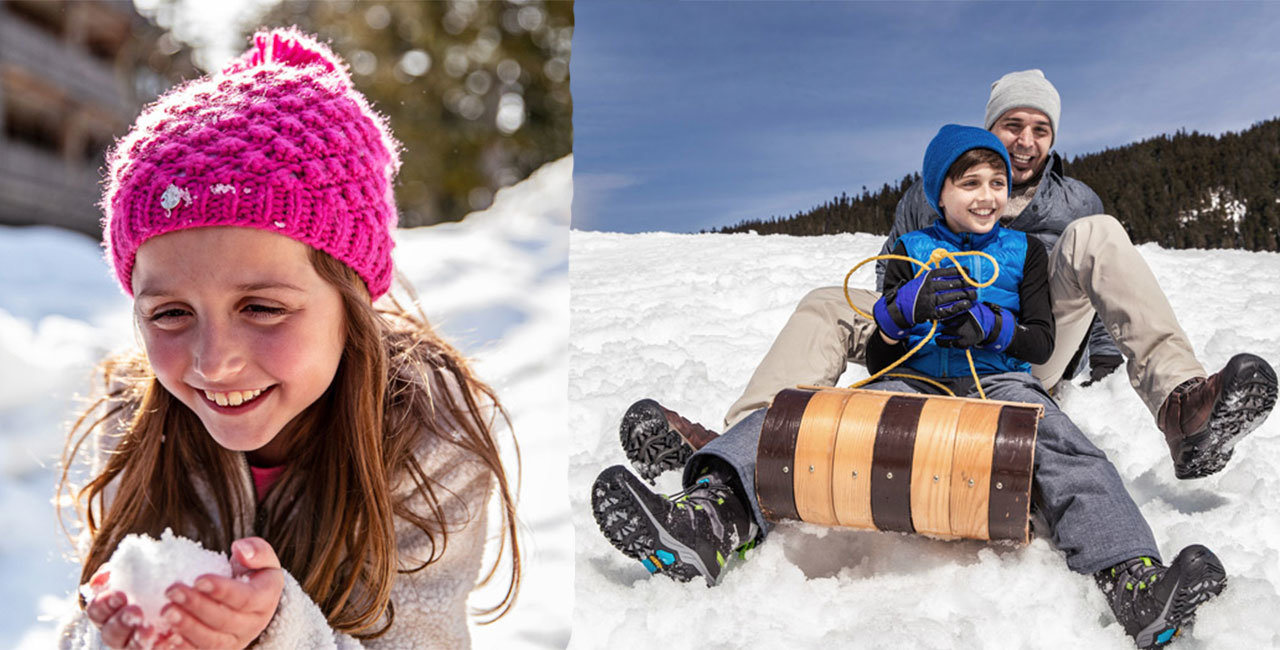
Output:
[[0, 156, 571, 649], [569, 230, 1280, 649]]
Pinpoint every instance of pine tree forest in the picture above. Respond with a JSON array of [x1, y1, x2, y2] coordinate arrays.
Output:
[[718, 118, 1280, 252]]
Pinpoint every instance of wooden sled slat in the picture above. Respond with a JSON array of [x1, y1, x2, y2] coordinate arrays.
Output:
[[988, 405, 1039, 543], [756, 389, 815, 522], [793, 389, 853, 526], [871, 395, 926, 534], [831, 390, 891, 528], [909, 397, 965, 538]]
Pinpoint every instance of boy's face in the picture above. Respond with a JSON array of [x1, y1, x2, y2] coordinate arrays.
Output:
[[939, 162, 1008, 235], [991, 108, 1053, 185], [131, 227, 347, 466]]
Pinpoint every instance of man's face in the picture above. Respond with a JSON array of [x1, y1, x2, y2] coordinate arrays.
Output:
[[991, 108, 1053, 185]]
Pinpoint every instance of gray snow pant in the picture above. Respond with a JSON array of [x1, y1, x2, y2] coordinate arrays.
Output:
[[686, 371, 1161, 574]]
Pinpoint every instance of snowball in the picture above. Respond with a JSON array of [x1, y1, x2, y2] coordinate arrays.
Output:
[[81, 529, 233, 644]]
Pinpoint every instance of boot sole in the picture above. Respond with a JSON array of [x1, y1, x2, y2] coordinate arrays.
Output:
[[1134, 547, 1227, 648], [590, 466, 711, 584], [1175, 354, 1277, 479], [619, 399, 695, 483]]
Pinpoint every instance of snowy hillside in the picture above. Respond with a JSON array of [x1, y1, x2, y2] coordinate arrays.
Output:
[[569, 230, 1280, 649], [0, 156, 571, 649]]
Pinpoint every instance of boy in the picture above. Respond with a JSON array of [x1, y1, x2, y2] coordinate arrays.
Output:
[[591, 126, 1226, 649]]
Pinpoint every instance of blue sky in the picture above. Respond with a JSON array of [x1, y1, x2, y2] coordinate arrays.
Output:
[[571, 1, 1280, 233]]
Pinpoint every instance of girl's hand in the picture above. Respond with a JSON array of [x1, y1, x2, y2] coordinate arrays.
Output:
[[154, 537, 284, 649], [85, 570, 158, 649]]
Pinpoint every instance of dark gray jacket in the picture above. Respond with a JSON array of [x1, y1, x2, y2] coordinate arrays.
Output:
[[875, 152, 1120, 369]]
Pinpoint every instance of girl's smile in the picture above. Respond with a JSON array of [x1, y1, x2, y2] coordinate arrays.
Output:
[[199, 384, 275, 411], [131, 227, 346, 465]]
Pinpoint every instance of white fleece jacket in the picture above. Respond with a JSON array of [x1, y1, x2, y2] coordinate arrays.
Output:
[[59, 372, 494, 650]]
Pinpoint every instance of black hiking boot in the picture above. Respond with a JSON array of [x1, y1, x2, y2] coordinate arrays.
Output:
[[1094, 545, 1227, 648], [1158, 353, 1277, 479], [590, 464, 758, 586], [619, 399, 720, 482]]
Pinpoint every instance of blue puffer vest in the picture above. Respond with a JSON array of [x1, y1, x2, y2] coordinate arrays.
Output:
[[898, 220, 1030, 377]]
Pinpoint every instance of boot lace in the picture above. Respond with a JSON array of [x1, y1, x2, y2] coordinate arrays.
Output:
[[1106, 557, 1165, 603], [666, 476, 732, 510]]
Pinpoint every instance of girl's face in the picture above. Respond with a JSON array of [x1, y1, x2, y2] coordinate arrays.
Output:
[[939, 162, 1008, 235], [131, 227, 346, 465]]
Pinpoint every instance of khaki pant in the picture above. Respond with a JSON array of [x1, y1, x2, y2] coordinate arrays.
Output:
[[723, 214, 1205, 429]]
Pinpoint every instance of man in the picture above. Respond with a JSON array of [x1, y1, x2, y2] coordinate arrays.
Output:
[[621, 69, 1276, 483]]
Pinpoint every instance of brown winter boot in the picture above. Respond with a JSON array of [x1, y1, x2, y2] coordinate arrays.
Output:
[[1157, 353, 1277, 479], [619, 399, 720, 482]]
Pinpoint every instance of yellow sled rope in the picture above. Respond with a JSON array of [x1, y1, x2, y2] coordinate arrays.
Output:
[[841, 247, 999, 399]]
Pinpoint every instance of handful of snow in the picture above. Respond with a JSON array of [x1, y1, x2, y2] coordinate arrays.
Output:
[[81, 529, 233, 639]]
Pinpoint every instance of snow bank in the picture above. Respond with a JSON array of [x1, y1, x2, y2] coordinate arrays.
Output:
[[569, 230, 1280, 649], [0, 156, 571, 649]]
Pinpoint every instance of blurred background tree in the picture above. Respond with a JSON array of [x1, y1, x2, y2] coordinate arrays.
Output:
[[244, 0, 572, 227]]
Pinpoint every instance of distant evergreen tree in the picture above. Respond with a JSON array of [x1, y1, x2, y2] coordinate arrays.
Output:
[[718, 118, 1280, 252], [719, 173, 920, 237]]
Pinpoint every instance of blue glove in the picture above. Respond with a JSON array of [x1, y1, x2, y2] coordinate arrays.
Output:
[[873, 266, 976, 339], [936, 302, 1016, 352]]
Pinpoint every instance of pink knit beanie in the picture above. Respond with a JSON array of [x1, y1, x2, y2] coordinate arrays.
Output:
[[102, 27, 401, 299]]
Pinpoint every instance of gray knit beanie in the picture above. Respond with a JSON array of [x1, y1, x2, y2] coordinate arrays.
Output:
[[984, 69, 1061, 144]]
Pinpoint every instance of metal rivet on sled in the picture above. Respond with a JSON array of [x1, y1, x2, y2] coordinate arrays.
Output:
[[808, 465, 815, 473], [996, 482, 1004, 490], [782, 466, 789, 474], [886, 472, 894, 480], [852, 471, 858, 478], [933, 475, 939, 482], [968, 479, 975, 487]]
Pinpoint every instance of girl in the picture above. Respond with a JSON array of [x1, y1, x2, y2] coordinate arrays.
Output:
[[591, 126, 1226, 649], [58, 28, 519, 649]]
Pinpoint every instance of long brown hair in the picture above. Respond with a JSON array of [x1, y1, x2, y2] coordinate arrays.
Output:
[[58, 248, 521, 636]]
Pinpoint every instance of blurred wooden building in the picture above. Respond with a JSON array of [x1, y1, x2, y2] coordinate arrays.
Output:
[[0, 0, 196, 238]]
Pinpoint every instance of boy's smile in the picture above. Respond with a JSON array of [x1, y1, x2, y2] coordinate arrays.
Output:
[[939, 162, 1008, 235], [131, 227, 346, 465]]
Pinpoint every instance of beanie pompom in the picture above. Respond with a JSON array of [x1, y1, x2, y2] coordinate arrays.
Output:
[[223, 27, 343, 80]]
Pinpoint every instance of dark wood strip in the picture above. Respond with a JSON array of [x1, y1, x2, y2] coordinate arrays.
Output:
[[755, 388, 815, 522], [870, 395, 925, 533], [987, 406, 1039, 542]]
